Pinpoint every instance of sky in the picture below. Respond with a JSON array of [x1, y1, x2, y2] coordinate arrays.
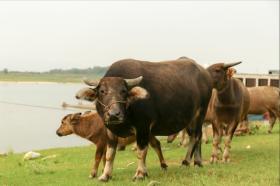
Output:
[[0, 1, 278, 74]]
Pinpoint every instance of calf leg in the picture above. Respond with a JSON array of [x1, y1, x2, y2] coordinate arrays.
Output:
[[167, 133, 178, 143], [202, 124, 209, 144], [210, 123, 222, 163], [98, 130, 118, 182], [179, 129, 188, 147], [149, 135, 168, 169], [90, 144, 105, 178], [222, 121, 238, 163]]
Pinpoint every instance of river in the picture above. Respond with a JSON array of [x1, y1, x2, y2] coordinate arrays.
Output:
[[0, 82, 93, 153]]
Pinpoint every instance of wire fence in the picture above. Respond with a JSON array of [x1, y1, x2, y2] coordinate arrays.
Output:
[[0, 100, 80, 112]]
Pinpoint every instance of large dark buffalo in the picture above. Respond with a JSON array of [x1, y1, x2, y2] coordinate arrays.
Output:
[[247, 86, 280, 133], [206, 62, 250, 163], [77, 58, 213, 181]]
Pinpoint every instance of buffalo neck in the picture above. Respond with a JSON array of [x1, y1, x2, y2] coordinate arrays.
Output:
[[216, 79, 234, 105]]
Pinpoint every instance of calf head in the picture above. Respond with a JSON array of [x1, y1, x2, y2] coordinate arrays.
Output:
[[207, 62, 241, 90], [56, 113, 82, 136], [76, 76, 143, 125]]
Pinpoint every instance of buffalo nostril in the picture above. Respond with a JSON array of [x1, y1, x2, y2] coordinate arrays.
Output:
[[115, 111, 121, 117]]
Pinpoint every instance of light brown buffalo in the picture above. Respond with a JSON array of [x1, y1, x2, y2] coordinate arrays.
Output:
[[247, 86, 280, 133]]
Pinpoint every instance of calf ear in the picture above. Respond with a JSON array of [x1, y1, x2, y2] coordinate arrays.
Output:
[[70, 113, 82, 125]]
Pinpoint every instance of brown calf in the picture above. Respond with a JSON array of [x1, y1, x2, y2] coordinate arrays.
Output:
[[56, 111, 167, 178], [206, 62, 250, 163]]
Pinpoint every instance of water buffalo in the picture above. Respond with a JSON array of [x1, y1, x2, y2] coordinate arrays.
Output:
[[56, 111, 167, 178], [76, 58, 213, 181], [206, 62, 250, 163], [247, 86, 280, 133]]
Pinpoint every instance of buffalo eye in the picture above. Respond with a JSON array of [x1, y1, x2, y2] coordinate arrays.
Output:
[[120, 88, 127, 95], [99, 89, 107, 95]]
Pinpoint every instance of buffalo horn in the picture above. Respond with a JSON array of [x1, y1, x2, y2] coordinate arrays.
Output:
[[223, 61, 242, 68], [125, 76, 143, 87], [83, 78, 99, 86]]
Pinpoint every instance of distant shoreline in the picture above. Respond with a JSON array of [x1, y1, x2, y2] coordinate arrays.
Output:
[[0, 81, 82, 84]]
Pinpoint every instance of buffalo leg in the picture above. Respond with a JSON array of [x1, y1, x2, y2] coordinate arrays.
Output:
[[182, 130, 196, 166], [268, 112, 276, 133], [133, 130, 149, 181], [149, 135, 168, 169], [98, 130, 118, 182], [193, 112, 207, 167], [223, 121, 238, 163]]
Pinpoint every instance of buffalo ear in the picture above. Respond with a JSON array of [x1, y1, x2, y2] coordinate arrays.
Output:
[[128, 86, 149, 104], [75, 87, 97, 102], [226, 68, 236, 79], [70, 113, 81, 125]]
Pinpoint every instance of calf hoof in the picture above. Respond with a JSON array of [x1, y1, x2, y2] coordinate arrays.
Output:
[[268, 130, 272, 134], [181, 160, 190, 166], [194, 161, 203, 167], [98, 174, 111, 182], [89, 171, 97, 178], [210, 156, 218, 164], [161, 163, 168, 170], [133, 170, 148, 181]]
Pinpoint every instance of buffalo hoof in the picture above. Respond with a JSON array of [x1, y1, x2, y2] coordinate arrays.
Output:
[[222, 157, 230, 163], [210, 156, 218, 164], [194, 161, 203, 167], [161, 163, 168, 170], [117, 145, 126, 151], [98, 174, 111, 182], [181, 160, 190, 166], [133, 170, 148, 181]]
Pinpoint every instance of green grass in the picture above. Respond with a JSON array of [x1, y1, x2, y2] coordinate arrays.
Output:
[[0, 123, 279, 186]]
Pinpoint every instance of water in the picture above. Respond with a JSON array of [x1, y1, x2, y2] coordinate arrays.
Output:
[[0, 82, 93, 153]]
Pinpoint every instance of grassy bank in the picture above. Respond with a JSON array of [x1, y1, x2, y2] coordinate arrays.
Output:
[[0, 124, 279, 186], [0, 68, 107, 83], [0, 72, 101, 83]]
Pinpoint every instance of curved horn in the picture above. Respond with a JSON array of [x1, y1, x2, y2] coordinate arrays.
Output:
[[223, 61, 242, 68], [83, 78, 99, 86], [125, 76, 143, 87]]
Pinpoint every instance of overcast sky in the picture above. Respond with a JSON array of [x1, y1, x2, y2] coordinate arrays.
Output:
[[0, 1, 278, 73]]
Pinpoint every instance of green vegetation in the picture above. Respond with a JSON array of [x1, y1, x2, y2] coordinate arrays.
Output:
[[0, 124, 279, 186], [0, 67, 108, 82]]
